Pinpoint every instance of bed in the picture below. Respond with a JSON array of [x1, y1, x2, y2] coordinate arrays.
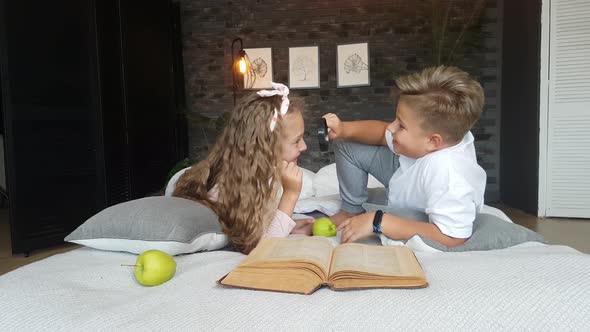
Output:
[[1, 164, 589, 330], [1, 240, 589, 330]]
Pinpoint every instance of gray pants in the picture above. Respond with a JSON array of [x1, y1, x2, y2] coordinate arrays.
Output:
[[334, 140, 399, 213]]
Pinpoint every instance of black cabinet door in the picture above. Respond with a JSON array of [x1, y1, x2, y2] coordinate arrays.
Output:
[[0, 0, 105, 253], [119, 0, 178, 198], [96, 0, 183, 203], [0, 0, 184, 254]]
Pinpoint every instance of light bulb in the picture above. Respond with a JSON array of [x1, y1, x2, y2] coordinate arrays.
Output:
[[238, 58, 246, 74]]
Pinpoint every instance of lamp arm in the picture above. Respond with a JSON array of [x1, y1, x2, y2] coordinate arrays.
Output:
[[231, 37, 244, 73], [231, 37, 244, 105]]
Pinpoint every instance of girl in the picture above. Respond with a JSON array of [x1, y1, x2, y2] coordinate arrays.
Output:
[[172, 83, 310, 254]]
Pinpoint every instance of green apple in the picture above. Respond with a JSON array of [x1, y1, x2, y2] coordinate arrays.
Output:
[[133, 250, 177, 286], [313, 217, 337, 237]]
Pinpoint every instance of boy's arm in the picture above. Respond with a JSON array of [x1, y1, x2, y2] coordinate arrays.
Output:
[[342, 120, 389, 146], [323, 113, 389, 146], [338, 212, 468, 247], [380, 214, 467, 247]]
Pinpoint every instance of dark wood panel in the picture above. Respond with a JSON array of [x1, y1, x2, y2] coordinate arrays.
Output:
[[500, 0, 541, 215], [95, 0, 131, 205]]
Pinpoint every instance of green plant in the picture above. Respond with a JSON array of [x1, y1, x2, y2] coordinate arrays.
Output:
[[186, 112, 230, 133], [167, 111, 230, 181], [166, 158, 193, 182], [430, 0, 489, 66]]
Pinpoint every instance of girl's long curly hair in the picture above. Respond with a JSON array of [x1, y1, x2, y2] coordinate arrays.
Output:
[[173, 93, 298, 254]]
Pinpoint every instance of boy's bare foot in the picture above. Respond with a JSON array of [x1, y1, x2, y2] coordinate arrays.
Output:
[[329, 210, 360, 226]]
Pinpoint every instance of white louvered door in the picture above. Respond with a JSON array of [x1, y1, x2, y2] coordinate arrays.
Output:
[[545, 0, 590, 217]]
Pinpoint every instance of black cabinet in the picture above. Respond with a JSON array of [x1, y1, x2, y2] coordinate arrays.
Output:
[[0, 0, 187, 254]]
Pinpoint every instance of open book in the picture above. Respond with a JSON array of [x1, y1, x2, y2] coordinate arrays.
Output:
[[218, 237, 428, 295]]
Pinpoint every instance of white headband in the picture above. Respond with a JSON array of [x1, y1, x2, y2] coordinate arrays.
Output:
[[257, 82, 290, 131]]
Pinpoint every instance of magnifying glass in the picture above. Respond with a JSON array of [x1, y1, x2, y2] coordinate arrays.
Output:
[[318, 118, 329, 152]]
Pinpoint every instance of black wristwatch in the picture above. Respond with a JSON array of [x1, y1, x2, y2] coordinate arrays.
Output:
[[372, 210, 384, 234]]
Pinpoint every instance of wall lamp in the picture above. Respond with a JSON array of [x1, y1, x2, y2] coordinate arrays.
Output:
[[231, 37, 249, 105]]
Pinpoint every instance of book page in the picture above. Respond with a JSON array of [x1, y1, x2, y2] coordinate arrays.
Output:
[[243, 237, 334, 274], [330, 244, 423, 277]]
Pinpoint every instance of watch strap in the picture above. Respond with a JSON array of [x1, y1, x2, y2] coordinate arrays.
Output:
[[372, 210, 384, 234]]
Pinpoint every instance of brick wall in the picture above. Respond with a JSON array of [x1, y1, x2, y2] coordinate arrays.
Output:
[[181, 0, 501, 201]]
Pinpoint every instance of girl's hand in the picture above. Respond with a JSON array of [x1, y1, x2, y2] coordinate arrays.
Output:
[[322, 113, 345, 141], [337, 212, 374, 243], [280, 161, 302, 195], [291, 218, 314, 235]]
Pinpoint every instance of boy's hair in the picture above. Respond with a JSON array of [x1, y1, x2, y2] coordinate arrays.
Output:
[[395, 66, 484, 143], [173, 92, 302, 254]]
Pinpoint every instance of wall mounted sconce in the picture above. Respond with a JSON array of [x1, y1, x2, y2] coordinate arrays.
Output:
[[231, 37, 254, 105]]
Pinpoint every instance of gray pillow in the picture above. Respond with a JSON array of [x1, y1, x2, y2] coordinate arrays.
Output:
[[362, 203, 545, 251], [65, 196, 229, 255]]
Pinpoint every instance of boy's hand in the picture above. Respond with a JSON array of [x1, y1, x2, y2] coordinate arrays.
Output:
[[338, 212, 374, 243], [291, 218, 314, 235], [280, 161, 302, 195], [322, 113, 345, 141]]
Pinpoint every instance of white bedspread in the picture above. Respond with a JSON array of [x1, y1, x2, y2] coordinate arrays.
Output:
[[1, 243, 589, 331]]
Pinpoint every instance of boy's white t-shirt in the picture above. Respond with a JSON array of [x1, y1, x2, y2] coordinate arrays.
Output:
[[385, 131, 486, 238]]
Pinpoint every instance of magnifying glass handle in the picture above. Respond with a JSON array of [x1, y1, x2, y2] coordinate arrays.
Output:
[[318, 118, 329, 152]]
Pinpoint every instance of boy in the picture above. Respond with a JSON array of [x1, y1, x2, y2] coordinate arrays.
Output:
[[324, 66, 486, 247]]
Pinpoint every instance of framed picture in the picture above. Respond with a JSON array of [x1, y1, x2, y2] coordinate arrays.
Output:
[[244, 47, 273, 89], [288, 46, 320, 89], [336, 42, 370, 88]]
